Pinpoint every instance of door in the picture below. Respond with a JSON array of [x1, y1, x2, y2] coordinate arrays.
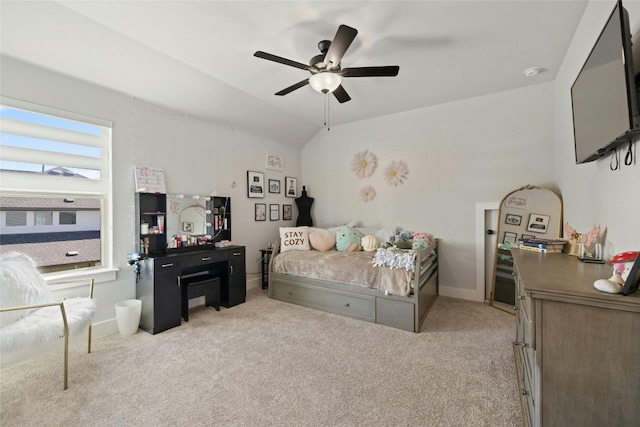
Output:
[[485, 209, 498, 300]]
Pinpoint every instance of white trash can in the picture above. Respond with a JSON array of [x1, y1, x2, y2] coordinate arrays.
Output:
[[115, 299, 142, 335]]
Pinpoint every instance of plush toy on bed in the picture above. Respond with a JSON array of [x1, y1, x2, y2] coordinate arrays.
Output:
[[394, 230, 414, 250], [336, 226, 363, 252], [412, 232, 432, 250]]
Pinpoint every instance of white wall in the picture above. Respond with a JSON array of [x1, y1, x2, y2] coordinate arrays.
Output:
[[302, 82, 557, 300], [554, 0, 640, 254], [1, 56, 300, 337]]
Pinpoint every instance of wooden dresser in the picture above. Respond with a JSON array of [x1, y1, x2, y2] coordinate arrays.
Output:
[[511, 249, 640, 426]]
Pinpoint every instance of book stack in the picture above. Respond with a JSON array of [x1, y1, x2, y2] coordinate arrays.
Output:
[[518, 238, 567, 254]]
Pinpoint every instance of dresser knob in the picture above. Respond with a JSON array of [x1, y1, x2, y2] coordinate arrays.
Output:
[[344, 303, 350, 307], [521, 389, 530, 396], [518, 295, 525, 300]]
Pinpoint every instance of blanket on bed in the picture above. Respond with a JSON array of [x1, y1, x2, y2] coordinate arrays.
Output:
[[272, 250, 413, 296]]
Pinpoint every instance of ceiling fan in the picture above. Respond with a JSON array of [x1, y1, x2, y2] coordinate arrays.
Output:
[[254, 24, 399, 103]]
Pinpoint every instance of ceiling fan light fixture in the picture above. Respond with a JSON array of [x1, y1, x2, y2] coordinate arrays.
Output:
[[309, 72, 341, 93]]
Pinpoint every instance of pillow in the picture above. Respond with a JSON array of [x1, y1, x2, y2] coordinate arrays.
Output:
[[279, 226, 310, 252], [309, 230, 336, 252], [336, 226, 363, 252], [356, 227, 397, 245], [0, 253, 53, 328]]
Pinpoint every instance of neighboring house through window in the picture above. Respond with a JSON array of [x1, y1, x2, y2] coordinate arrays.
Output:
[[0, 98, 112, 274]]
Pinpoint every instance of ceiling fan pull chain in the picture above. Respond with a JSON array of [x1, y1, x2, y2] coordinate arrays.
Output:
[[327, 93, 331, 131]]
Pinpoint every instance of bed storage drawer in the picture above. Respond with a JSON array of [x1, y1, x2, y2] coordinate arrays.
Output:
[[272, 281, 375, 322], [376, 298, 414, 332]]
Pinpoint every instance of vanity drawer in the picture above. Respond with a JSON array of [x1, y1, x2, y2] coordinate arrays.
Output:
[[181, 250, 228, 268], [273, 281, 375, 322]]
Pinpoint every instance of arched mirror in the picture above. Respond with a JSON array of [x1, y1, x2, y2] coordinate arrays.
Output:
[[166, 195, 211, 240], [490, 185, 563, 313], [179, 205, 207, 235]]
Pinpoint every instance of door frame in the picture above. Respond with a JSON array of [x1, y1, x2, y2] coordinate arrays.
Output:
[[475, 202, 499, 302]]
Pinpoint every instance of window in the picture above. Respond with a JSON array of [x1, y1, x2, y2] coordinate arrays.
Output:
[[5, 211, 26, 227], [59, 211, 77, 225], [0, 97, 112, 275], [34, 211, 53, 226]]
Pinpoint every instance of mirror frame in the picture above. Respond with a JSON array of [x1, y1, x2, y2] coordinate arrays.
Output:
[[489, 185, 563, 313]]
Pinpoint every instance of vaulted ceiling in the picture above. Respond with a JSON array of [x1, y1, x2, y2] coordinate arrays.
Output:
[[0, 1, 588, 147]]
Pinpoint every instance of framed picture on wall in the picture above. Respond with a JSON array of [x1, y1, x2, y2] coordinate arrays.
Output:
[[247, 171, 265, 198], [285, 177, 297, 198], [283, 204, 292, 221], [268, 179, 281, 194], [255, 204, 266, 221], [270, 204, 279, 221], [527, 213, 550, 234], [503, 232, 517, 244], [266, 150, 284, 171], [505, 214, 522, 226]]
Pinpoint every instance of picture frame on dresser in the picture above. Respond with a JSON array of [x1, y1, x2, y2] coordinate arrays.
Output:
[[620, 254, 640, 295]]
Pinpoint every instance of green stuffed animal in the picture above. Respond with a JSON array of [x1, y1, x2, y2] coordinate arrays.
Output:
[[336, 226, 363, 252]]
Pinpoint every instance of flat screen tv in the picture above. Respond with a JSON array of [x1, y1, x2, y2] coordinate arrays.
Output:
[[571, 0, 640, 164]]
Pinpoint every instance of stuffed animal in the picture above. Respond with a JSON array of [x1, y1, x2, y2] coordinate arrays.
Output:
[[336, 226, 363, 252], [594, 251, 639, 294], [392, 230, 414, 249], [361, 235, 379, 252], [412, 232, 432, 250]]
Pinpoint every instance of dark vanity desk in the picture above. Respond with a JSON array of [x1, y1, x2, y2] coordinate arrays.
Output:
[[137, 246, 246, 334]]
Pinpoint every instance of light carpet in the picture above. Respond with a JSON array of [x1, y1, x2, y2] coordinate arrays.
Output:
[[1, 289, 522, 426]]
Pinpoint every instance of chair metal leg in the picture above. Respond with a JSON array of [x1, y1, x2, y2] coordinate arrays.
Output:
[[59, 303, 69, 390]]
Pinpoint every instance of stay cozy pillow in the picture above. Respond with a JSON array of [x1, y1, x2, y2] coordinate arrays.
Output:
[[279, 226, 310, 252]]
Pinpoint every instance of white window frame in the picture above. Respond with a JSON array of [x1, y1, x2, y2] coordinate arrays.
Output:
[[0, 97, 116, 284]]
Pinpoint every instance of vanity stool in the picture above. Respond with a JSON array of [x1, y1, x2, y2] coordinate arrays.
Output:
[[181, 275, 220, 322]]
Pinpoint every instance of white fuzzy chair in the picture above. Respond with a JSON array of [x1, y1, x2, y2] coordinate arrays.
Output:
[[0, 253, 96, 390]]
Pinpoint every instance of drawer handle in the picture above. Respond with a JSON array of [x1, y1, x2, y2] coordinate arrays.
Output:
[[233, 252, 241, 256], [161, 263, 174, 268], [201, 257, 211, 261], [521, 389, 530, 396], [518, 295, 525, 300], [287, 291, 293, 295], [344, 303, 350, 307], [513, 306, 519, 311]]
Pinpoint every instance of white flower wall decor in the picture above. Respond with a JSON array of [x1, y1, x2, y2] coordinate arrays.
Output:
[[384, 160, 409, 186], [360, 185, 376, 202], [350, 149, 377, 178]]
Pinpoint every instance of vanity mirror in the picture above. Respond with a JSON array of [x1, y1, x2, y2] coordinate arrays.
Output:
[[490, 185, 563, 313], [166, 195, 211, 247]]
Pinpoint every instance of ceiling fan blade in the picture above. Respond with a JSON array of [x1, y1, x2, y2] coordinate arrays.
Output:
[[341, 66, 400, 78], [332, 85, 351, 103], [254, 51, 311, 71], [324, 25, 358, 69], [275, 79, 310, 96]]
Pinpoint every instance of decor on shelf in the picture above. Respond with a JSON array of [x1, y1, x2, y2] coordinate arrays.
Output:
[[285, 176, 297, 198], [564, 223, 601, 257], [360, 185, 376, 202], [266, 150, 283, 171], [255, 203, 266, 221], [383, 160, 409, 186], [268, 179, 281, 194], [350, 149, 377, 178], [247, 171, 265, 198]]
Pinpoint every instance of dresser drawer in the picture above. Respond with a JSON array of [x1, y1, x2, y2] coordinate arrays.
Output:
[[273, 282, 375, 322]]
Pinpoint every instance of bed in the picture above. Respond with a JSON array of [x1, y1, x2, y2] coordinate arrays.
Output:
[[267, 236, 438, 332]]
